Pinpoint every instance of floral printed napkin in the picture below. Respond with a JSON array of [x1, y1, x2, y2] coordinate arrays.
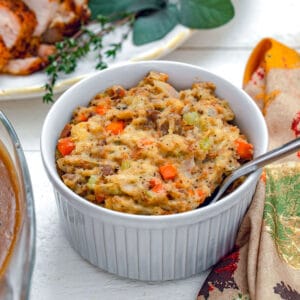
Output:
[[197, 38, 300, 300]]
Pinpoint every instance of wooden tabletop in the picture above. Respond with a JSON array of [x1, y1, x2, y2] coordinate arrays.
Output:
[[1, 0, 299, 299]]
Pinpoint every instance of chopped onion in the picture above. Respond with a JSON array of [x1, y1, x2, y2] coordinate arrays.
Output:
[[153, 80, 179, 98], [180, 157, 195, 178]]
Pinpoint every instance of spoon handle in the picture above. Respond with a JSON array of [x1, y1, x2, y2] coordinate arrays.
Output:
[[211, 137, 300, 204]]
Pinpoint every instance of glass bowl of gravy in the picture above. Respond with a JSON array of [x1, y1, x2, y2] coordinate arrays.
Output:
[[0, 111, 36, 300]]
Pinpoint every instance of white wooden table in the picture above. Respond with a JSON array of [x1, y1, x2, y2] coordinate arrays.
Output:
[[1, 1, 299, 299]]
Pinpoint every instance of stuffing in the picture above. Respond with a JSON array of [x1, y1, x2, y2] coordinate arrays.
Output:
[[56, 72, 253, 215]]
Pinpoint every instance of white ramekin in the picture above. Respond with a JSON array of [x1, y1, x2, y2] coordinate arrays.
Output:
[[41, 61, 268, 281]]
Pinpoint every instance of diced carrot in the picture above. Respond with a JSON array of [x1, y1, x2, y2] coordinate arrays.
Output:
[[197, 189, 206, 204], [95, 194, 105, 204], [152, 183, 164, 193], [57, 137, 75, 156], [78, 113, 88, 122], [95, 105, 108, 115], [188, 190, 194, 196], [149, 178, 160, 188], [105, 121, 125, 135], [197, 189, 205, 198], [159, 164, 177, 180], [235, 139, 254, 160], [149, 178, 164, 193]]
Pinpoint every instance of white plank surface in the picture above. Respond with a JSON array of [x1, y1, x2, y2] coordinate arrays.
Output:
[[0, 1, 298, 299]]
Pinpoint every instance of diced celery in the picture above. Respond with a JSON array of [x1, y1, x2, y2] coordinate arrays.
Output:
[[145, 190, 154, 198], [183, 111, 200, 126], [199, 137, 211, 151], [145, 190, 151, 197], [121, 160, 131, 170], [87, 175, 98, 190]]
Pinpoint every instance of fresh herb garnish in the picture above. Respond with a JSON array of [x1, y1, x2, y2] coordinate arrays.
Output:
[[43, 14, 134, 103], [43, 0, 234, 103]]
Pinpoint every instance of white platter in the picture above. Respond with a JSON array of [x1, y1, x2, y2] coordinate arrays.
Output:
[[0, 25, 192, 101]]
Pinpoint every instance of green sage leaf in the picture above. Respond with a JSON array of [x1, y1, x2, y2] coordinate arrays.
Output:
[[178, 0, 234, 29], [89, 0, 166, 19], [133, 4, 179, 46], [127, 0, 166, 13]]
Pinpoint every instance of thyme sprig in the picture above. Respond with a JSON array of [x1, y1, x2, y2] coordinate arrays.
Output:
[[43, 14, 135, 103]]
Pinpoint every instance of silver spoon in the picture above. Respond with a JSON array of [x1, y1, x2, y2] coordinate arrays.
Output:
[[211, 137, 300, 204]]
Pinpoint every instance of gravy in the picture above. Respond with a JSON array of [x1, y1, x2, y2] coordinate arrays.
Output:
[[0, 142, 21, 277]]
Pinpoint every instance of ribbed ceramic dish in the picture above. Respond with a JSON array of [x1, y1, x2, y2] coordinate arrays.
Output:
[[41, 61, 268, 281]]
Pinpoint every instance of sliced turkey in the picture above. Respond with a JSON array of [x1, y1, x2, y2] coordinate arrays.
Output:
[[22, 0, 59, 36], [2, 57, 44, 75], [0, 37, 10, 71], [0, 0, 91, 75], [42, 0, 90, 43], [37, 44, 56, 58], [1, 44, 56, 75], [0, 0, 37, 55]]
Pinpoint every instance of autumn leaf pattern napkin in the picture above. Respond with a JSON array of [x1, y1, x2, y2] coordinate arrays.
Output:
[[197, 38, 300, 300]]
